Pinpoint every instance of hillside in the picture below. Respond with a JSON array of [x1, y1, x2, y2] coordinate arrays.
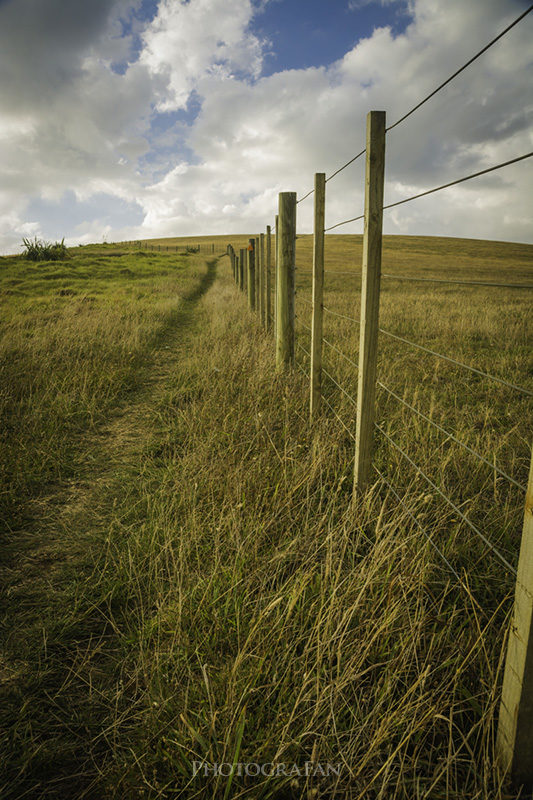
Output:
[[0, 235, 532, 799]]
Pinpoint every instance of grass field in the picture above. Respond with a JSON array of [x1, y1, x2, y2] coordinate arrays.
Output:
[[0, 234, 532, 799]]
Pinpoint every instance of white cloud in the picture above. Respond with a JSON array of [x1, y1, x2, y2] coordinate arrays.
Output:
[[139, 0, 265, 111], [0, 0, 532, 253], [132, 0, 532, 244]]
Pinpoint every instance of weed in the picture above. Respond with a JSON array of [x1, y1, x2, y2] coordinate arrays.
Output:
[[21, 236, 68, 261]]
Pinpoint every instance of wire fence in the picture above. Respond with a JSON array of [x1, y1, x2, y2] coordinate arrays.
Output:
[[224, 4, 533, 785]]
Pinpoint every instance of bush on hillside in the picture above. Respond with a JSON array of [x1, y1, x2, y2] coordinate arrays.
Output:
[[22, 237, 68, 261]]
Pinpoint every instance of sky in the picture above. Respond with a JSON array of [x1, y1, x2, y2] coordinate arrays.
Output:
[[0, 0, 532, 254]]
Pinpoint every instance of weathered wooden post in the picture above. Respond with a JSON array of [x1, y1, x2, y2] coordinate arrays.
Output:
[[247, 238, 256, 310], [310, 173, 326, 419], [276, 193, 296, 369], [234, 254, 239, 284], [497, 448, 533, 787], [266, 225, 272, 331], [354, 110, 386, 492], [239, 248, 245, 291], [274, 214, 279, 337], [255, 237, 260, 315], [259, 233, 266, 327]]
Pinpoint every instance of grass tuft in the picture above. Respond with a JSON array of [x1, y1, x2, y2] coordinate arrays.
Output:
[[21, 236, 68, 261]]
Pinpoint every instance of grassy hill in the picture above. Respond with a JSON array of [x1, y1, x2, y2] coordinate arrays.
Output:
[[0, 235, 531, 799]]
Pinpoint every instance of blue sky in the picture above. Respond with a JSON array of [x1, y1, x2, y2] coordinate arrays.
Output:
[[0, 0, 531, 253], [253, 0, 412, 75]]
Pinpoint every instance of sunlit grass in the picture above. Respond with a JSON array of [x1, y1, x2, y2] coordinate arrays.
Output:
[[0, 235, 531, 799]]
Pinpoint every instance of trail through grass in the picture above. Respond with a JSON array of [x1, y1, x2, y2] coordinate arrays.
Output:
[[0, 238, 531, 799]]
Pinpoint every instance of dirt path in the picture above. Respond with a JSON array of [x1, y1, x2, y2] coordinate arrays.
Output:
[[0, 257, 219, 799]]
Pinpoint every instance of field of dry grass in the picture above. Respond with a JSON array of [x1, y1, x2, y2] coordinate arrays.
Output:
[[0, 234, 532, 799]]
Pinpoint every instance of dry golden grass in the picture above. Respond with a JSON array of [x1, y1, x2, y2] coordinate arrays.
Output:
[[0, 235, 532, 799]]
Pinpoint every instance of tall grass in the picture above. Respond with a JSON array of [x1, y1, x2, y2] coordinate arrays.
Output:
[[0, 246, 205, 526], [0, 237, 531, 798]]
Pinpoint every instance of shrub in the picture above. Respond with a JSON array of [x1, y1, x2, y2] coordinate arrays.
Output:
[[22, 237, 68, 261]]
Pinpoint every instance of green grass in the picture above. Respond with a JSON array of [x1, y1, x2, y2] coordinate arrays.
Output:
[[0, 236, 532, 799]]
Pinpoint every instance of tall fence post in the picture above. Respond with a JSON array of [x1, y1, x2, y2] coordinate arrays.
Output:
[[276, 193, 296, 369], [234, 254, 239, 284], [259, 233, 266, 328], [247, 238, 256, 310], [274, 214, 279, 337], [497, 448, 533, 787], [266, 225, 272, 331], [354, 110, 386, 492], [255, 236, 260, 316], [239, 248, 245, 291], [310, 173, 326, 419]]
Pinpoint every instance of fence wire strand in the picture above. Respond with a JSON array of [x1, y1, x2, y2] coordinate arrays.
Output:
[[323, 337, 359, 370], [379, 328, 533, 396], [322, 393, 355, 435], [296, 341, 311, 359], [322, 366, 358, 407], [383, 151, 533, 211], [326, 148, 367, 183], [377, 380, 527, 492], [297, 148, 366, 204], [323, 306, 360, 324], [375, 423, 517, 575], [325, 213, 365, 232], [387, 4, 533, 132], [373, 465, 464, 582], [382, 274, 533, 290], [297, 318, 312, 334]]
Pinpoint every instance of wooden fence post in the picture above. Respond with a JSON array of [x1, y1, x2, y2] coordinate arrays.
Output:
[[497, 448, 533, 787], [276, 193, 296, 369], [234, 254, 238, 283], [239, 248, 245, 291], [266, 225, 272, 331], [274, 214, 279, 337], [310, 173, 326, 419], [354, 110, 386, 492], [259, 233, 266, 327], [247, 238, 256, 310], [255, 237, 260, 315]]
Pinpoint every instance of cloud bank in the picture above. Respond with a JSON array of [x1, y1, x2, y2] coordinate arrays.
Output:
[[0, 0, 531, 253]]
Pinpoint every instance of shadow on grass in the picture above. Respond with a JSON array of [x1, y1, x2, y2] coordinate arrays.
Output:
[[0, 256, 220, 800]]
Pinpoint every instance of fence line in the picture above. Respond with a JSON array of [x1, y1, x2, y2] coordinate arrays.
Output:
[[223, 7, 533, 787], [122, 241, 217, 255], [224, 130, 531, 790]]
